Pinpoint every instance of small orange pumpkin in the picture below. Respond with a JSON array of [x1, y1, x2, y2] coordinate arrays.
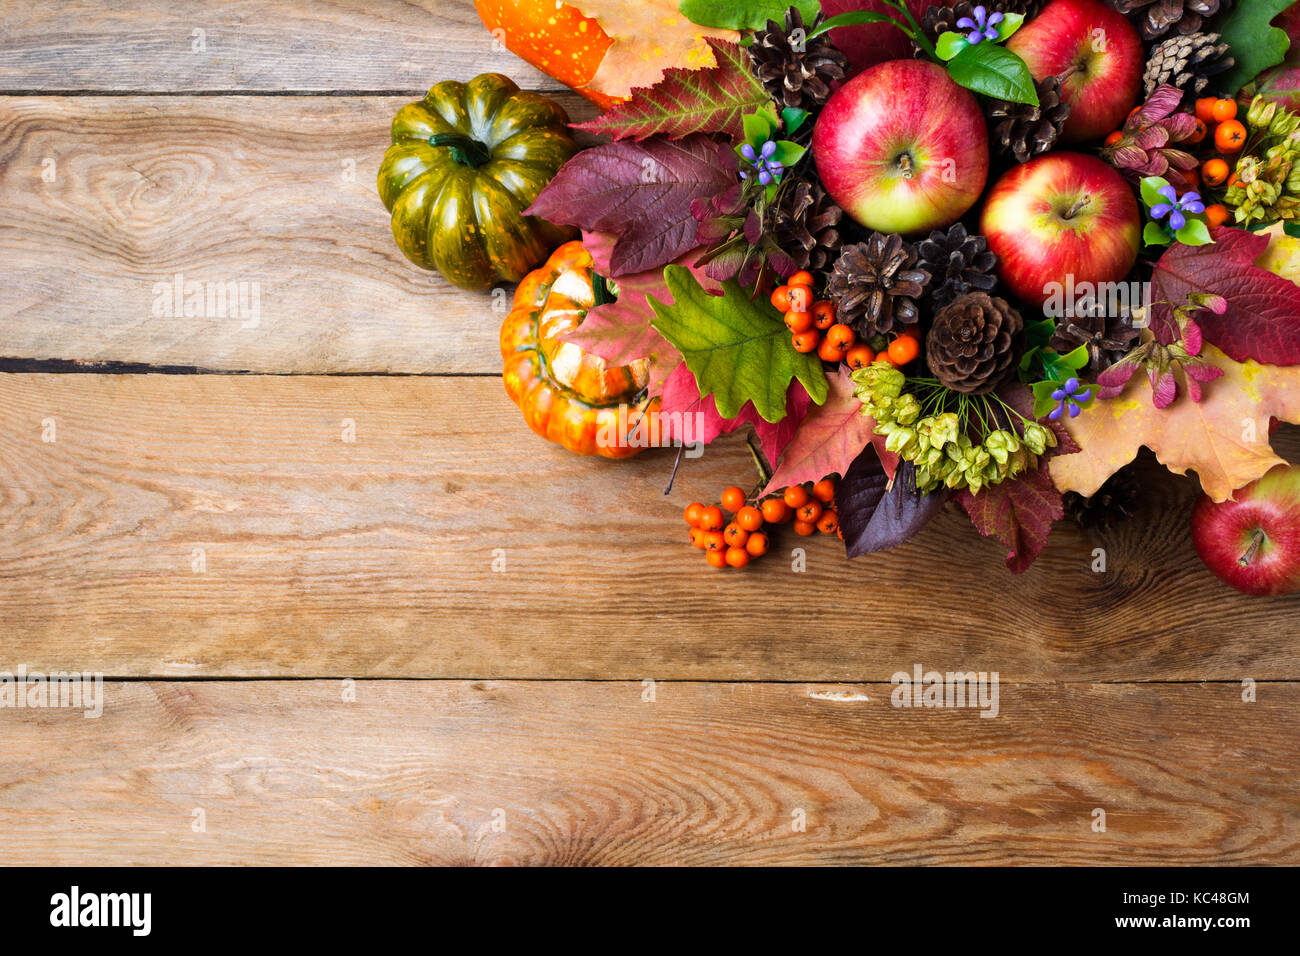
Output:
[[500, 241, 659, 459]]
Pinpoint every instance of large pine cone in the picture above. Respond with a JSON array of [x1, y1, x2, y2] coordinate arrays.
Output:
[[828, 234, 929, 338], [749, 9, 849, 112], [988, 75, 1071, 163], [1142, 31, 1234, 99], [927, 292, 1024, 394], [773, 180, 843, 273], [916, 223, 998, 310], [1110, 0, 1232, 42]]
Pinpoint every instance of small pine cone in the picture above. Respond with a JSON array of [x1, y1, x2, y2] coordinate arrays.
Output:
[[915, 223, 998, 310], [1110, 0, 1232, 42], [828, 234, 929, 338], [773, 180, 843, 273], [1049, 307, 1141, 374], [749, 8, 849, 113], [987, 75, 1071, 163], [1063, 466, 1140, 530], [1142, 31, 1234, 99], [927, 292, 1024, 394]]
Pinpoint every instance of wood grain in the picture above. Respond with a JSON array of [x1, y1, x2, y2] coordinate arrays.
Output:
[[0, 0, 560, 93], [0, 93, 598, 373], [3, 372, 1298, 681], [0, 680, 1293, 865]]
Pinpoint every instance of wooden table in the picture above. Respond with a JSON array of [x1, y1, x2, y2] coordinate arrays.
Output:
[[1, 0, 1297, 866]]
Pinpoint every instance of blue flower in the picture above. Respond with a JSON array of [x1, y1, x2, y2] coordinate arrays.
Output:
[[739, 139, 784, 185], [956, 5, 1003, 44], [1049, 377, 1092, 420], [1149, 185, 1205, 233]]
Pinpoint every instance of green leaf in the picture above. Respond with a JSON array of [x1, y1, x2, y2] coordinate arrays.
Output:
[[1284, 221, 1300, 239], [936, 31, 968, 61], [994, 12, 1024, 43], [1213, 0, 1293, 94], [947, 43, 1038, 105], [807, 9, 909, 39], [1139, 176, 1171, 208], [1057, 346, 1089, 371], [1175, 218, 1214, 246], [1144, 221, 1173, 247], [781, 106, 809, 136], [741, 110, 778, 147], [679, 0, 821, 31], [650, 266, 829, 421], [1031, 380, 1061, 419], [771, 140, 806, 166]]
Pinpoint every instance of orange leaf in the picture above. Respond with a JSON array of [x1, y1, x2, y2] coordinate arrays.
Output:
[[567, 0, 738, 102], [1050, 345, 1300, 502]]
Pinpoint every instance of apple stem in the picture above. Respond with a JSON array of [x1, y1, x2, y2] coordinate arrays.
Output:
[[1238, 528, 1267, 567], [1062, 196, 1091, 220], [897, 153, 914, 180]]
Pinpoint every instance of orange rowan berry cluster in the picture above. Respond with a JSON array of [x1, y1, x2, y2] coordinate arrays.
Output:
[[771, 273, 922, 371], [684, 477, 841, 569]]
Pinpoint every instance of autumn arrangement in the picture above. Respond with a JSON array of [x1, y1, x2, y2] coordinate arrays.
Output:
[[379, 0, 1300, 594]]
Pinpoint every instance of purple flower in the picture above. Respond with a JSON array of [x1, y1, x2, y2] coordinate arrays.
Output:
[[1049, 376, 1092, 420], [957, 5, 1003, 44], [739, 138, 784, 185], [1149, 184, 1205, 233]]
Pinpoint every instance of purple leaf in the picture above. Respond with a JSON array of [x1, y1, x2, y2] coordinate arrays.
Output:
[[836, 457, 945, 559], [526, 135, 739, 277]]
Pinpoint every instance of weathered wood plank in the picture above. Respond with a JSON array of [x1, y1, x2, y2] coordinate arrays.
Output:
[[0, 680, 1293, 865], [0, 94, 597, 372], [3, 373, 1297, 681], [0, 0, 558, 92]]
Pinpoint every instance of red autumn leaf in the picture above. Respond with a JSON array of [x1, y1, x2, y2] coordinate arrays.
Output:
[[760, 366, 897, 496], [1151, 226, 1300, 366], [525, 135, 738, 277], [658, 362, 812, 464], [576, 38, 772, 143], [955, 466, 1063, 574]]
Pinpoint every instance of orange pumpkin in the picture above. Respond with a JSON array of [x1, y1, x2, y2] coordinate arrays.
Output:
[[475, 0, 617, 109], [500, 241, 660, 458]]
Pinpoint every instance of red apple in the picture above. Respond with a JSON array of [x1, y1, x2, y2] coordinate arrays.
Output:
[[979, 152, 1139, 308], [813, 59, 989, 235], [1006, 0, 1143, 143], [1192, 465, 1300, 597]]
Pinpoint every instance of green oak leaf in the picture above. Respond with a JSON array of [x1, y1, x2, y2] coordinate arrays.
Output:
[[946, 42, 1038, 105], [650, 266, 829, 421], [679, 0, 821, 31], [1213, 0, 1293, 94]]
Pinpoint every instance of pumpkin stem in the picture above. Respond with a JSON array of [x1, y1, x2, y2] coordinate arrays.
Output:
[[429, 132, 492, 168], [592, 273, 618, 307]]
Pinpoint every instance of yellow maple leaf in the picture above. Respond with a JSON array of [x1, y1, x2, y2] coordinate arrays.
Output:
[[1050, 344, 1300, 502], [567, 0, 737, 102]]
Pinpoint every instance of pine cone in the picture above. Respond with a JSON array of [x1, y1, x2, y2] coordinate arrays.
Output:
[[749, 8, 849, 113], [1110, 0, 1232, 42], [987, 75, 1071, 163], [915, 223, 998, 310], [773, 180, 843, 273], [1050, 307, 1141, 374], [1063, 466, 1140, 530], [828, 234, 929, 338], [927, 292, 1024, 394], [1142, 31, 1234, 99]]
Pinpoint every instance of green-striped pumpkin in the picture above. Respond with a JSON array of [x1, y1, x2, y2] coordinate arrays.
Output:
[[378, 73, 578, 290]]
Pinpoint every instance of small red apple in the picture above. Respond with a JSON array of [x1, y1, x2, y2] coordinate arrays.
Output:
[[980, 152, 1140, 308], [813, 59, 989, 235], [1006, 0, 1143, 143], [1192, 465, 1300, 597]]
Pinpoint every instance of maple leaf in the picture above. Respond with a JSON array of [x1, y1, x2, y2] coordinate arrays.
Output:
[[659, 362, 813, 464], [836, 458, 946, 559], [956, 467, 1062, 574], [760, 367, 896, 496], [649, 265, 828, 422], [1050, 344, 1300, 502], [577, 38, 773, 143], [1150, 226, 1300, 366], [566, 0, 737, 103], [526, 136, 737, 277]]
